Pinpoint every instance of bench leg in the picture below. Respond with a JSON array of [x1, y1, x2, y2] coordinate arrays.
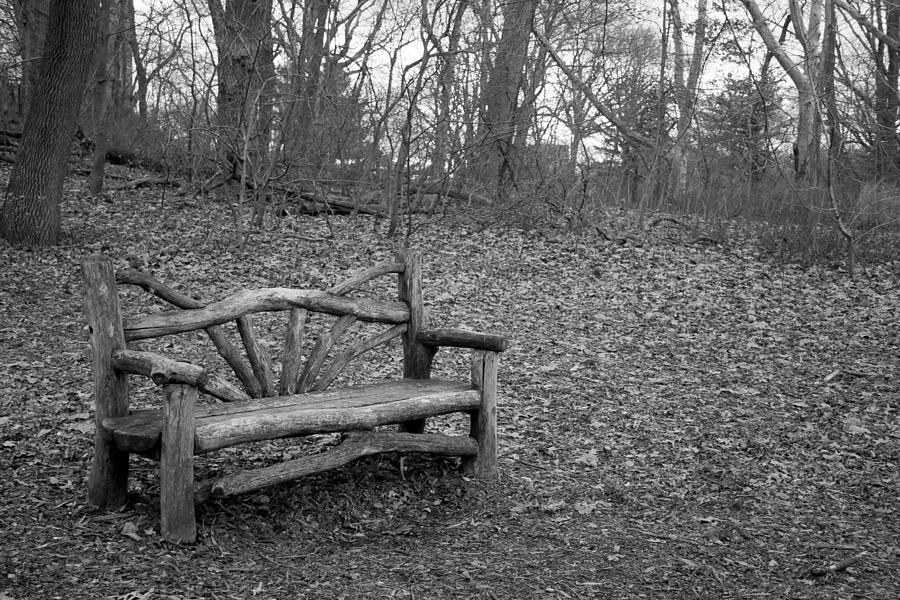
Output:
[[462, 351, 499, 479], [160, 384, 197, 543], [87, 432, 129, 509], [83, 255, 130, 509]]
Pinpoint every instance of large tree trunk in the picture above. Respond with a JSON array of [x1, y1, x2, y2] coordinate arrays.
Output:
[[0, 0, 99, 245], [477, 0, 535, 199], [207, 0, 273, 185]]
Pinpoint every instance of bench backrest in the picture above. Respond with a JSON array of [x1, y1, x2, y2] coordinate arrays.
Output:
[[83, 251, 434, 408]]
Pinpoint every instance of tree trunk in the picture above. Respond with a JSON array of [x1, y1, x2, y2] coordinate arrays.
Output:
[[428, 0, 468, 178], [292, 0, 331, 174], [90, 0, 113, 196], [740, 0, 822, 186], [874, 0, 900, 180], [207, 0, 273, 185], [0, 0, 99, 245], [109, 0, 135, 120], [15, 0, 50, 121], [123, 0, 147, 122], [477, 0, 535, 199], [669, 0, 707, 199]]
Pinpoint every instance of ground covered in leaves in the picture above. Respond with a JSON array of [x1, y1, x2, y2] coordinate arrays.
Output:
[[1, 175, 899, 600]]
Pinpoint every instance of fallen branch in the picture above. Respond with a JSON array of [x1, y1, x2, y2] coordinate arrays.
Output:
[[649, 216, 686, 229], [684, 235, 722, 246], [595, 227, 641, 246], [406, 181, 493, 206], [296, 192, 386, 217], [804, 551, 866, 578], [648, 216, 722, 246]]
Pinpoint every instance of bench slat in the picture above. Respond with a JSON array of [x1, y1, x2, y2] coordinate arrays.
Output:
[[104, 379, 477, 456], [123, 289, 410, 340]]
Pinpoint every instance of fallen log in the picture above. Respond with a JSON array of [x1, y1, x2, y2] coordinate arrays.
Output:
[[407, 181, 492, 207]]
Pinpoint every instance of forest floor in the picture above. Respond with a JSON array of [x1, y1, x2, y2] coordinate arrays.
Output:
[[1, 172, 899, 600]]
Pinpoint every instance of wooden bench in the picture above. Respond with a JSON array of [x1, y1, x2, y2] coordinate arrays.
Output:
[[82, 252, 508, 543]]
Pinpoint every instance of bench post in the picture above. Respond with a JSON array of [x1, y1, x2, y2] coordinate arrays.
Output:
[[160, 383, 197, 543], [398, 251, 435, 433], [82, 256, 130, 509], [463, 350, 499, 479]]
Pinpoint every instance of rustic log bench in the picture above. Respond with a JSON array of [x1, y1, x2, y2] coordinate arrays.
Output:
[[82, 252, 507, 543]]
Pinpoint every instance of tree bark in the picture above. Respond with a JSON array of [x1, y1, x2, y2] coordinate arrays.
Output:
[[123, 0, 147, 122], [15, 0, 50, 121], [477, 0, 536, 199], [207, 0, 273, 184], [669, 0, 707, 198], [874, 0, 900, 179], [1, 0, 99, 245], [89, 0, 113, 196]]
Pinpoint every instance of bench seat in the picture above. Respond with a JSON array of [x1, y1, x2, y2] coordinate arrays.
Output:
[[104, 379, 480, 457]]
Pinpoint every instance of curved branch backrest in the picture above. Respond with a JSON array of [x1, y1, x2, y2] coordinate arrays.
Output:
[[115, 259, 411, 399]]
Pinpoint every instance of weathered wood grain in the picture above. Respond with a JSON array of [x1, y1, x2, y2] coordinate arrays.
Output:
[[237, 315, 275, 396], [418, 328, 509, 352], [201, 374, 251, 403], [327, 260, 404, 295], [297, 314, 356, 393], [463, 351, 500, 479], [279, 308, 307, 395], [116, 267, 261, 397], [312, 323, 407, 391], [83, 256, 130, 509], [112, 348, 208, 386], [103, 380, 478, 455], [123, 289, 409, 340], [160, 383, 197, 543], [398, 251, 435, 433], [111, 348, 249, 402]]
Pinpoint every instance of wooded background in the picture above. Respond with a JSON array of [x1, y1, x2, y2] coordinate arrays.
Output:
[[0, 0, 898, 263]]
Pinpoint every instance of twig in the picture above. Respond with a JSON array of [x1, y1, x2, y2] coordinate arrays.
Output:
[[805, 551, 867, 577]]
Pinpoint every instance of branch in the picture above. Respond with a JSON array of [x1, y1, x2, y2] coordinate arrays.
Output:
[[739, 0, 810, 91], [834, 0, 900, 51], [531, 25, 653, 148]]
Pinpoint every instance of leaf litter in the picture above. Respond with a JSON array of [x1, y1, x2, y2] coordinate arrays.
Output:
[[0, 173, 897, 598]]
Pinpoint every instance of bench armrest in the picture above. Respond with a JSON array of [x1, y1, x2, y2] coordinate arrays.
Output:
[[111, 349, 251, 402], [111, 349, 208, 386], [417, 328, 509, 352]]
